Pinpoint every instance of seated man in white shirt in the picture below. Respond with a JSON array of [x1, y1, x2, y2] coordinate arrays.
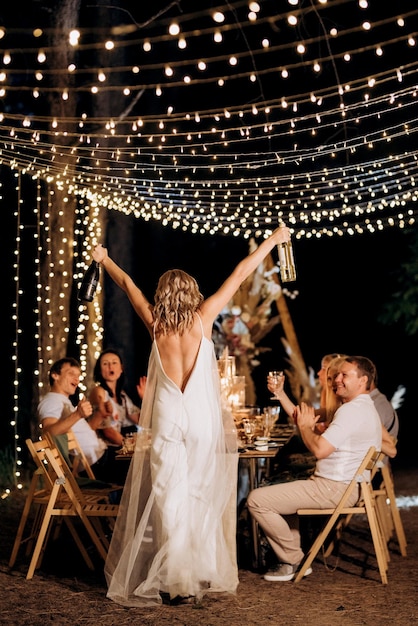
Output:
[[37, 357, 126, 485], [247, 355, 397, 582]]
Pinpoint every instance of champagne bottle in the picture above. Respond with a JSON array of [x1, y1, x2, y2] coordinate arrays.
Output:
[[277, 239, 296, 283], [77, 261, 100, 302]]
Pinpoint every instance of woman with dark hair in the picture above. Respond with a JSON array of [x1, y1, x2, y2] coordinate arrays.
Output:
[[92, 225, 291, 607], [90, 349, 146, 446]]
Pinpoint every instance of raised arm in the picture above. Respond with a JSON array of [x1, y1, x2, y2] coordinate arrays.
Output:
[[40, 398, 93, 437], [92, 245, 154, 332], [200, 225, 291, 324], [267, 372, 296, 420]]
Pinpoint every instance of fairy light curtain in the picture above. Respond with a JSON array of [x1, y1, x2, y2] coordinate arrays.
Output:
[[0, 0, 417, 239], [1, 0, 418, 495]]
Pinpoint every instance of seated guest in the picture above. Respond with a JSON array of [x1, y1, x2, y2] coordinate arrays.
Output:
[[38, 356, 127, 485], [90, 349, 145, 447], [247, 355, 397, 582], [369, 380, 399, 441]]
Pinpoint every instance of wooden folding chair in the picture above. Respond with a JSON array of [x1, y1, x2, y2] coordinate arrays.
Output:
[[9, 440, 96, 576], [43, 430, 122, 562], [323, 453, 407, 561], [47, 430, 96, 479], [11, 437, 119, 580], [46, 430, 123, 499], [295, 447, 389, 584], [10, 428, 123, 576], [373, 456, 407, 557]]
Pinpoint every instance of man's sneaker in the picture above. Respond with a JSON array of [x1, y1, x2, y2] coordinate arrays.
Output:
[[263, 561, 312, 582]]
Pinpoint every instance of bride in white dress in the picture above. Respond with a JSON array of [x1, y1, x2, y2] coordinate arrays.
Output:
[[92, 225, 291, 607]]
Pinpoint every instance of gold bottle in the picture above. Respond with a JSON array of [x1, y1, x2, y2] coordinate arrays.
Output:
[[277, 237, 296, 283]]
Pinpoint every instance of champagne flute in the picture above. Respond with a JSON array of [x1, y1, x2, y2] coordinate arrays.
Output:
[[268, 370, 284, 400]]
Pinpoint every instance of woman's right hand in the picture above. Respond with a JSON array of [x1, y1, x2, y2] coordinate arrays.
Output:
[[92, 244, 108, 264]]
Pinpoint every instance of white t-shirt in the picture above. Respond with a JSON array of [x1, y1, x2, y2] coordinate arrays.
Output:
[[317, 393, 382, 483], [37, 392, 107, 466]]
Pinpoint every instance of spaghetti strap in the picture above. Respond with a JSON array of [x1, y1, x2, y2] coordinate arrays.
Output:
[[196, 312, 204, 336]]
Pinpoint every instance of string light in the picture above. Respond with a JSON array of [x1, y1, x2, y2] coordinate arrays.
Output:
[[2, 6, 418, 495], [9, 171, 23, 497]]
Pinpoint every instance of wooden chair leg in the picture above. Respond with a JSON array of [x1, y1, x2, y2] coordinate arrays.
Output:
[[380, 465, 407, 556], [26, 486, 61, 580], [294, 512, 342, 582], [375, 490, 393, 542], [9, 470, 44, 569], [361, 485, 388, 584]]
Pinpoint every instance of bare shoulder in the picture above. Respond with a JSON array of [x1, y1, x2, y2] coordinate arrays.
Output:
[[197, 305, 218, 337], [89, 385, 104, 402]]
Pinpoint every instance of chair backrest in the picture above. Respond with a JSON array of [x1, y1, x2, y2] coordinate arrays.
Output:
[[47, 430, 96, 479], [44, 432, 121, 494], [328, 446, 381, 512], [356, 446, 381, 481], [26, 437, 56, 492], [26, 437, 89, 506]]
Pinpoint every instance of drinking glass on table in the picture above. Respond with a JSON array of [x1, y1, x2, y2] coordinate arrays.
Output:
[[263, 406, 280, 422], [242, 419, 256, 446], [262, 406, 280, 437], [268, 370, 284, 399], [123, 434, 136, 453]]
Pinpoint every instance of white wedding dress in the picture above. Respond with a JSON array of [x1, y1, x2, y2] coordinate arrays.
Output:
[[105, 316, 239, 606]]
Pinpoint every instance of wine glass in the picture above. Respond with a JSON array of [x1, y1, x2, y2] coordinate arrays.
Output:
[[242, 419, 256, 446], [262, 407, 280, 437], [268, 370, 284, 399], [262, 414, 275, 438]]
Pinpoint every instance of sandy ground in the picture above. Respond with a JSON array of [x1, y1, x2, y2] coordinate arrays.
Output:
[[1, 466, 417, 626]]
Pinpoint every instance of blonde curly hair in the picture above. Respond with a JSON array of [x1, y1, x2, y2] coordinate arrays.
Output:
[[153, 269, 204, 336], [323, 355, 348, 422]]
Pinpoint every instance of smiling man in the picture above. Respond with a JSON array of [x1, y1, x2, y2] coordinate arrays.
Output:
[[247, 355, 396, 582], [37, 357, 118, 481]]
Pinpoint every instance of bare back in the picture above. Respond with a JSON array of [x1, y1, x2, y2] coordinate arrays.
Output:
[[155, 315, 203, 392]]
